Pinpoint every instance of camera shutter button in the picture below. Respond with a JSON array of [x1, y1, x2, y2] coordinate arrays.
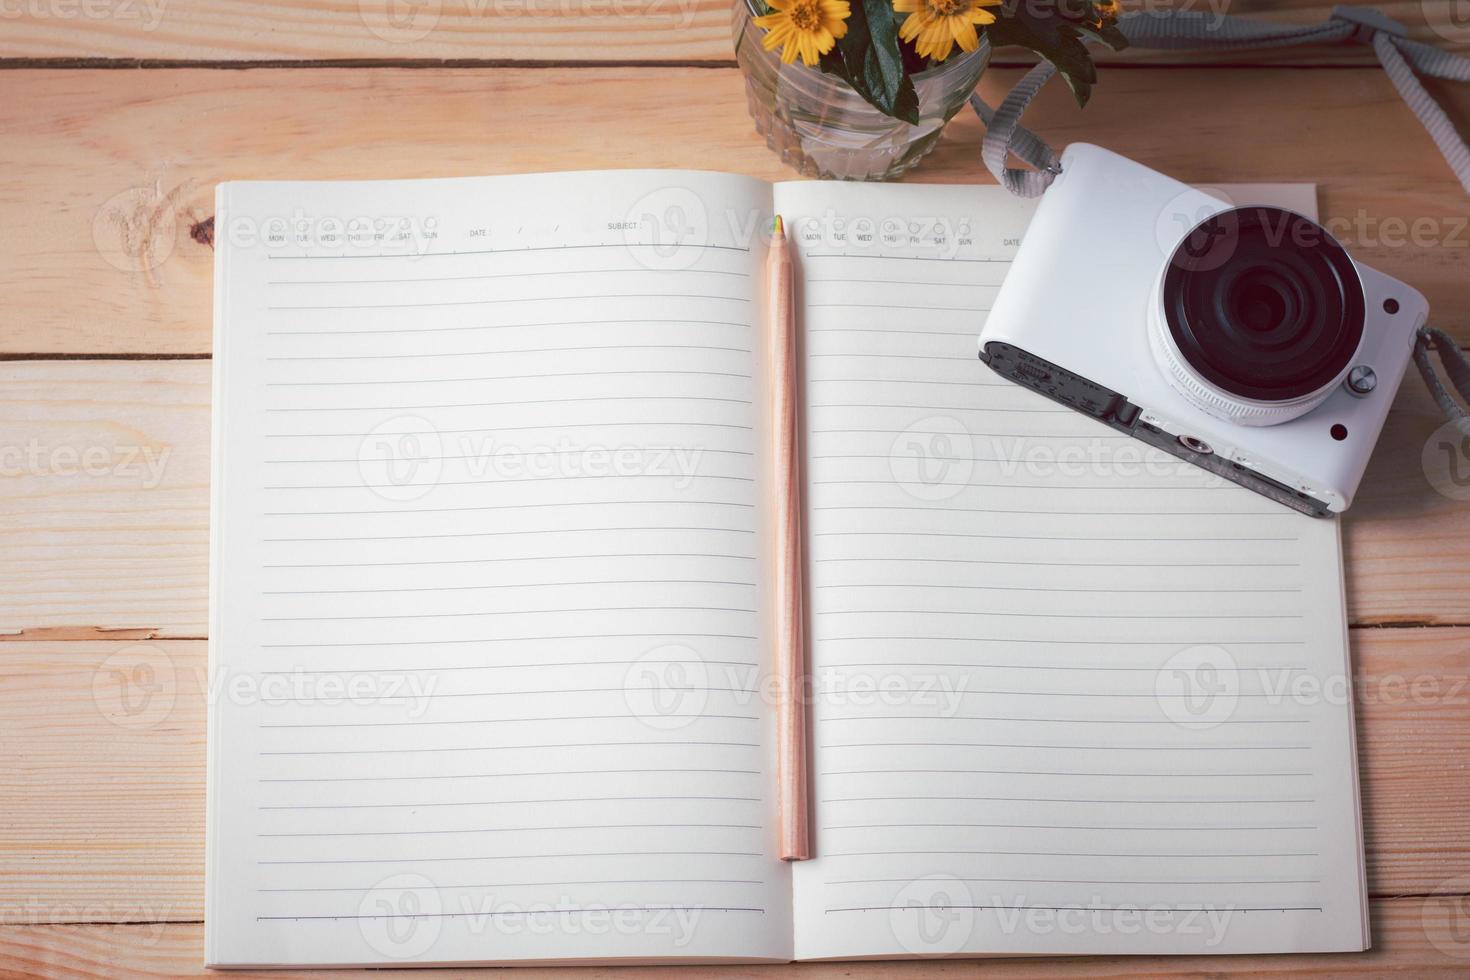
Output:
[[1346, 365, 1377, 396]]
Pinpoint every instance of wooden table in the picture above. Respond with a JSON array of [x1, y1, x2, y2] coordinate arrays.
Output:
[[5, 1, 1470, 975]]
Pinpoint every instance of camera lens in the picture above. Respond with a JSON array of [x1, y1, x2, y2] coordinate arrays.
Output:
[[1155, 206, 1365, 422]]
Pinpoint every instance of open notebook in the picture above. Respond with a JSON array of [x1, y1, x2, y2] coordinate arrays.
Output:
[[208, 171, 1367, 967]]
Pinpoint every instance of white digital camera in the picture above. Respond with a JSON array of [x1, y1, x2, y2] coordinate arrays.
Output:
[[979, 144, 1429, 516]]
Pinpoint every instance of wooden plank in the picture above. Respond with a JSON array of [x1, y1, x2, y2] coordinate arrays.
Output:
[[0, 0, 1462, 65], [1353, 626, 1470, 892], [1, 631, 1468, 925], [0, 345, 1468, 635], [1345, 373, 1470, 626], [0, 641, 206, 925], [0, 361, 209, 637], [3, 894, 1469, 977], [6, 65, 1469, 356]]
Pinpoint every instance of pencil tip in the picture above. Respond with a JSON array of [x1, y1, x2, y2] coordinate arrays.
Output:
[[772, 214, 784, 237]]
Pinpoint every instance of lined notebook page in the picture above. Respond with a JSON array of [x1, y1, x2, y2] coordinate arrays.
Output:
[[208, 172, 792, 966], [776, 181, 1367, 958]]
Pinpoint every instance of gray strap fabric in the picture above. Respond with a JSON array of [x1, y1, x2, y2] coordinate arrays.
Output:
[[971, 61, 1060, 197], [1415, 327, 1470, 432], [969, 5, 1470, 429], [1373, 32, 1470, 196], [973, 5, 1470, 197]]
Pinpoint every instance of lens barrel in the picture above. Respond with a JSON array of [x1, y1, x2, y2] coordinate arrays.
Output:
[[1156, 206, 1365, 421]]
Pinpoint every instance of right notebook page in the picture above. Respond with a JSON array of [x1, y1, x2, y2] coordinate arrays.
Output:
[[774, 180, 1368, 959]]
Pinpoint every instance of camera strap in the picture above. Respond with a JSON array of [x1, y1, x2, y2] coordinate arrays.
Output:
[[1417, 327, 1470, 434], [969, 4, 1470, 427]]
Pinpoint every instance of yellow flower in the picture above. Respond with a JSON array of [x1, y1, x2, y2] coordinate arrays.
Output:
[[755, 0, 851, 67], [893, 0, 1001, 62]]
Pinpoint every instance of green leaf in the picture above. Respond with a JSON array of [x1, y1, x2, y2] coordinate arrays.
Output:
[[830, 0, 921, 125], [1075, 20, 1128, 52], [983, 11, 1099, 108]]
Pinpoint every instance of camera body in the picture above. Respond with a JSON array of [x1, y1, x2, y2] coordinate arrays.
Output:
[[978, 144, 1428, 516]]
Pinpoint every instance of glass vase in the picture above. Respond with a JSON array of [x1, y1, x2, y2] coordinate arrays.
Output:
[[732, 0, 990, 180]]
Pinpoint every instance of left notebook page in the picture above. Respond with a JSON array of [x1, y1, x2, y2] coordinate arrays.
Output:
[[207, 171, 792, 967]]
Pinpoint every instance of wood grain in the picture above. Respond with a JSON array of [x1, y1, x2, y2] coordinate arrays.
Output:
[[8, 65, 1470, 358], [5, 18, 1470, 972], [0, 361, 209, 636], [0, 361, 1466, 637], [6, 65, 1469, 357], [2, 897, 1469, 978], [1, 630, 1467, 923], [0, 0, 1463, 65]]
